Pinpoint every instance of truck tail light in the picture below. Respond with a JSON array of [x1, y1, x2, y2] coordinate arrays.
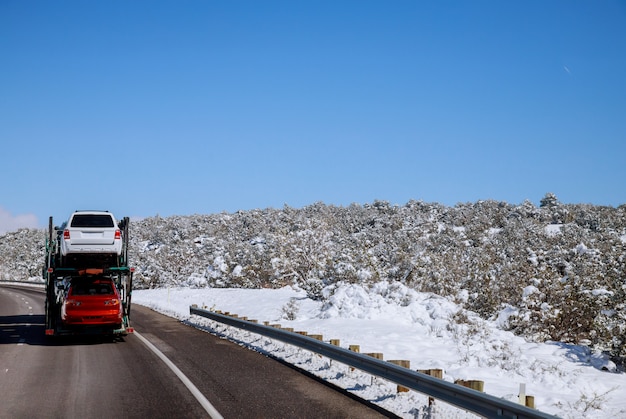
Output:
[[63, 229, 70, 240], [115, 229, 121, 240]]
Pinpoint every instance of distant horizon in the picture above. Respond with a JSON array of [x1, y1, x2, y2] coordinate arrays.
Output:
[[1, 192, 623, 235]]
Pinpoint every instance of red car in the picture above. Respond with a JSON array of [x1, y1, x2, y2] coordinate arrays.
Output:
[[61, 277, 123, 329]]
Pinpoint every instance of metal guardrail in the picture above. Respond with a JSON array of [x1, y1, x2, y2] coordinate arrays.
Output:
[[190, 306, 557, 419], [0, 279, 45, 286]]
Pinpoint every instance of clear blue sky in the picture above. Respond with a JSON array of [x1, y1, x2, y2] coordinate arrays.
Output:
[[1, 1, 625, 232]]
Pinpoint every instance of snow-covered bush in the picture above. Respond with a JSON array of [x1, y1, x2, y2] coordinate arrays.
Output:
[[2, 195, 625, 364]]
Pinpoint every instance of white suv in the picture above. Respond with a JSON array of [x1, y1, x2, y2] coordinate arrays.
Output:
[[59, 210, 124, 267]]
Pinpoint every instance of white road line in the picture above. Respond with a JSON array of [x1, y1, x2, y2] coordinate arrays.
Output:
[[133, 331, 223, 419]]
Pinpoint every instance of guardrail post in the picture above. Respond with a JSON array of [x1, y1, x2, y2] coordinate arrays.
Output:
[[348, 345, 360, 371], [418, 369, 443, 406], [455, 379, 484, 392], [389, 360, 411, 392], [327, 340, 340, 367], [188, 305, 557, 419], [365, 353, 384, 384], [418, 368, 443, 379]]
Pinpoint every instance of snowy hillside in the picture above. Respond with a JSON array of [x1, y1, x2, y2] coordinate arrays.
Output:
[[1, 194, 624, 393], [132, 282, 625, 418], [121, 197, 626, 365]]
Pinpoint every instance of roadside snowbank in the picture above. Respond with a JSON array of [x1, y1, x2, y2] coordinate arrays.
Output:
[[133, 282, 625, 418]]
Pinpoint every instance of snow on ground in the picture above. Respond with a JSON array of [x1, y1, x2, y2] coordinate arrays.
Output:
[[132, 282, 625, 419]]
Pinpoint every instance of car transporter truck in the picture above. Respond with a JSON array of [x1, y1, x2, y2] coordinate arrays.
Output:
[[43, 211, 134, 337]]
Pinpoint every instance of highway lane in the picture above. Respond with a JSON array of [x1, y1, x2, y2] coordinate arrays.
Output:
[[1, 285, 394, 418], [0, 285, 209, 418]]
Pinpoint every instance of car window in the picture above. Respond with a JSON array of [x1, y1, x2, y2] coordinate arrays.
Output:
[[70, 281, 114, 296], [71, 214, 115, 228]]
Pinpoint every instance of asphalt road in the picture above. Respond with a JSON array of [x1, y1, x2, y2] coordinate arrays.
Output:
[[0, 284, 395, 418]]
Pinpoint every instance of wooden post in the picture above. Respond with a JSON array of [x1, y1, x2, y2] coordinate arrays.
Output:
[[389, 360, 411, 392], [468, 380, 484, 392], [417, 369, 443, 406], [417, 369, 443, 379], [309, 334, 323, 341], [330, 339, 340, 346], [455, 379, 484, 392], [348, 345, 360, 372], [365, 353, 383, 383], [389, 360, 410, 368], [525, 396, 535, 409]]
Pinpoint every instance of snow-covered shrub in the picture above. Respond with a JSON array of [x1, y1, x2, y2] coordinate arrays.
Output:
[[2, 195, 625, 364]]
